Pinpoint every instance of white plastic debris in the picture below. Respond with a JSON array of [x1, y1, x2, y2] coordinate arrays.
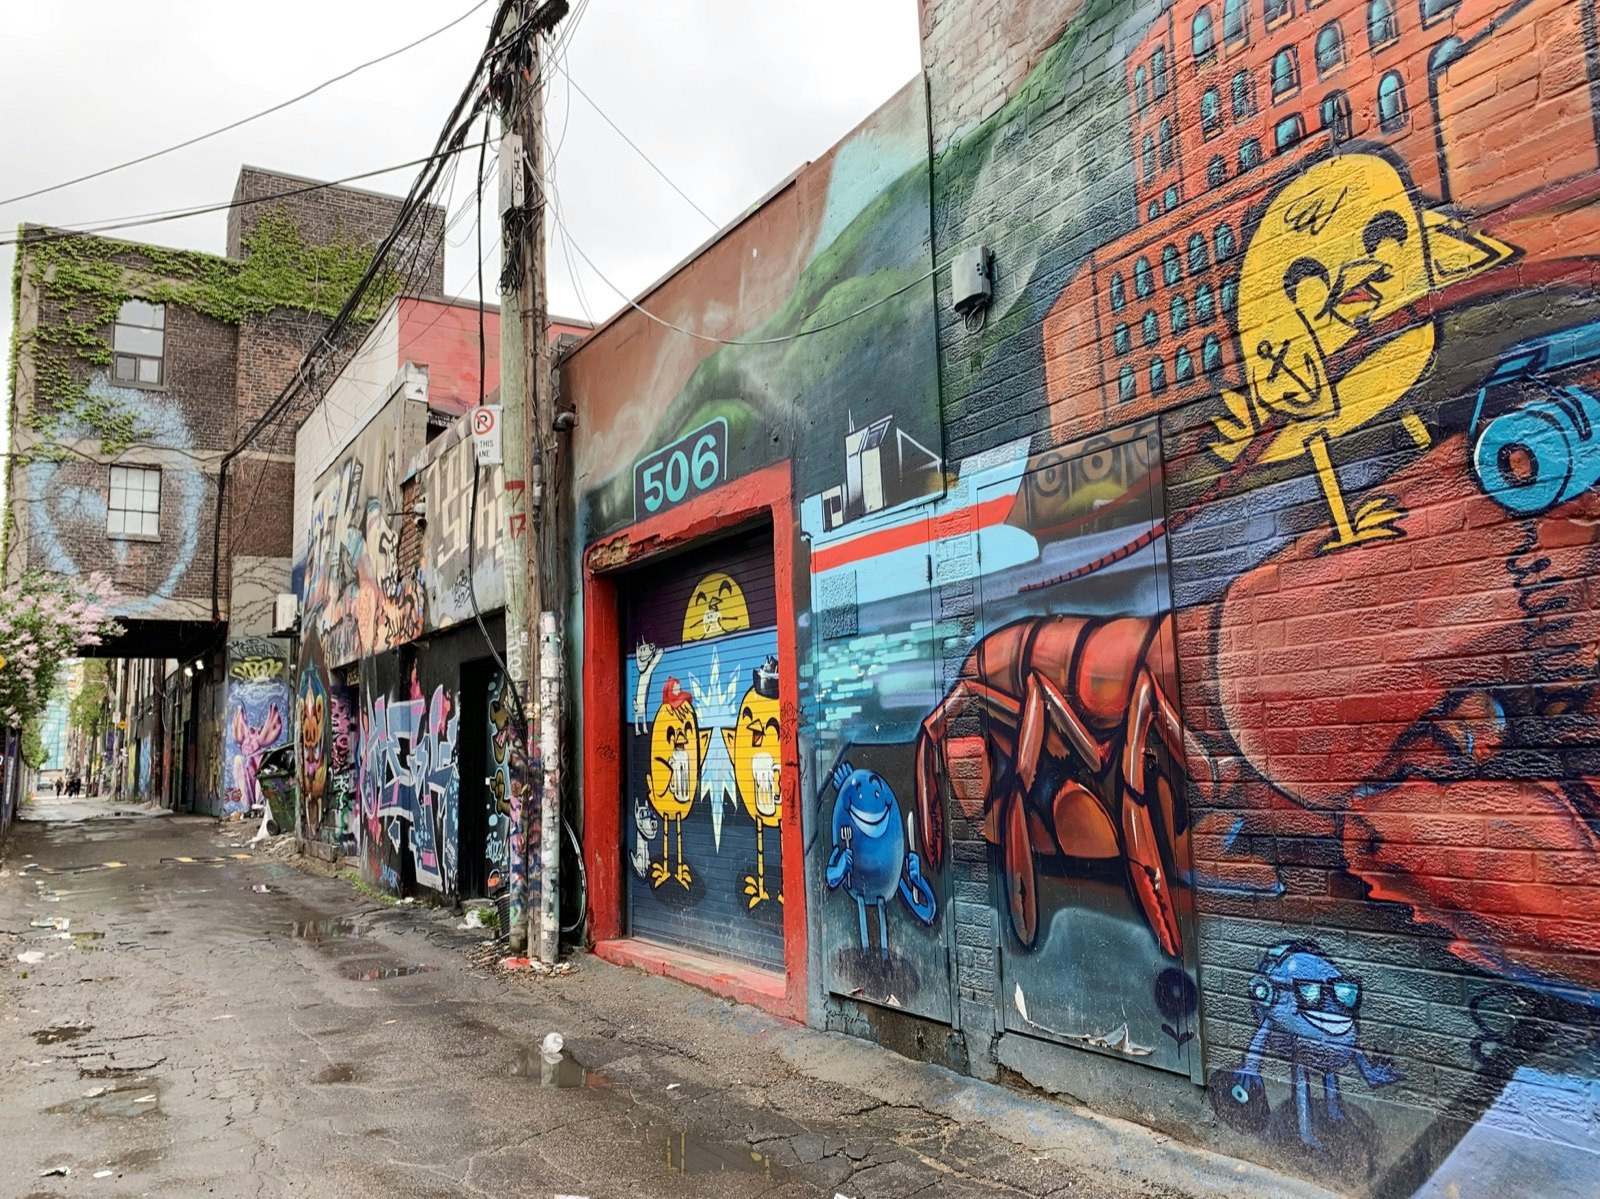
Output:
[[83, 1086, 107, 1098], [251, 884, 271, 894], [94, 1170, 115, 1179], [133, 1094, 155, 1104], [458, 908, 494, 930], [540, 1032, 564, 1058], [30, 917, 69, 930], [17, 950, 45, 965], [39, 1165, 69, 1176], [665, 1083, 680, 1091]]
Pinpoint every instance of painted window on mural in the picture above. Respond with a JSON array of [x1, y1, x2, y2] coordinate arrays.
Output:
[[1109, 271, 1127, 310], [1152, 46, 1168, 97], [1149, 356, 1168, 393], [1315, 22, 1345, 74], [1114, 323, 1132, 355], [1201, 87, 1223, 136], [1231, 69, 1254, 118], [1142, 310, 1161, 347], [1369, 0, 1400, 48], [1134, 64, 1149, 108], [1171, 292, 1190, 336], [1162, 244, 1183, 286], [1378, 70, 1408, 129], [1163, 184, 1181, 211], [1224, 0, 1248, 43], [107, 465, 160, 537], [1215, 221, 1237, 260], [1271, 47, 1300, 96], [1238, 137, 1262, 171], [1321, 89, 1353, 141], [1201, 332, 1224, 376], [1188, 232, 1210, 274], [1159, 118, 1175, 167], [1196, 282, 1216, 322], [1175, 345, 1196, 382], [1118, 363, 1137, 403], [1192, 7, 1216, 61], [1142, 133, 1157, 182], [1134, 256, 1155, 298], [1420, 0, 1459, 19], [1274, 113, 1306, 154], [1207, 155, 1227, 187], [112, 299, 164, 386]]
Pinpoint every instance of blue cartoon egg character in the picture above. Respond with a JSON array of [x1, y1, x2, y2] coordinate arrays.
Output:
[[1214, 940, 1402, 1149], [824, 760, 937, 959]]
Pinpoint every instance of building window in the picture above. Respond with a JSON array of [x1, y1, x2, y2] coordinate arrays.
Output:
[[1316, 22, 1346, 74], [1368, 0, 1400, 48], [1421, 0, 1459, 21], [1163, 184, 1182, 211], [1196, 282, 1216, 321], [1143, 310, 1161, 347], [1378, 70, 1408, 130], [1321, 90, 1353, 141], [1119, 364, 1138, 403], [1110, 272, 1128, 311], [1148, 200, 1163, 221], [1203, 334, 1224, 377], [1224, 0, 1249, 43], [112, 300, 165, 386], [1162, 244, 1183, 286], [1175, 345, 1197, 382], [1159, 118, 1176, 166], [1187, 233, 1211, 274], [1207, 155, 1228, 187], [1135, 65, 1149, 109], [1152, 47, 1169, 97], [1171, 292, 1190, 335], [1114, 323, 1133, 355], [1274, 113, 1306, 153], [1238, 137, 1263, 171], [1271, 48, 1300, 97], [1135, 256, 1155, 298], [1215, 222, 1237, 261], [1201, 87, 1223, 136], [1193, 7, 1217, 61], [107, 465, 160, 537], [1232, 70, 1255, 118], [1150, 357, 1169, 394], [1142, 133, 1158, 182], [1221, 274, 1239, 312], [1264, 0, 1291, 25]]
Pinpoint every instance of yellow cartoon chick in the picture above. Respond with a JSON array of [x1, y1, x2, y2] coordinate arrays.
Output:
[[723, 657, 783, 909], [683, 572, 750, 641], [1211, 153, 1514, 551], [647, 678, 710, 889]]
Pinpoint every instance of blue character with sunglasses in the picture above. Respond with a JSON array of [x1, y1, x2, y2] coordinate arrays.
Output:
[[1221, 940, 1402, 1149]]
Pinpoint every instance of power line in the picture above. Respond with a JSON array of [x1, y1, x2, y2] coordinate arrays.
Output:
[[0, 0, 492, 210], [550, 204, 947, 347], [548, 59, 720, 229], [0, 145, 489, 249]]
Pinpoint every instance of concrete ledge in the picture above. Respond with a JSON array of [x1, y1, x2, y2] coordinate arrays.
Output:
[[591, 939, 792, 1020]]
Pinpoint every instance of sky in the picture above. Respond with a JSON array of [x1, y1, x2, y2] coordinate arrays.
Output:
[[0, 0, 922, 387]]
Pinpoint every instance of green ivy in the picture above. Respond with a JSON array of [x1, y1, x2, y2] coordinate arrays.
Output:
[[9, 206, 399, 456]]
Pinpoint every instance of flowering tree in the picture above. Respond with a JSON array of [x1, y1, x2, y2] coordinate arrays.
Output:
[[0, 573, 121, 730]]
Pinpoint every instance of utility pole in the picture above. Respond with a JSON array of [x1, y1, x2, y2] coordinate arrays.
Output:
[[494, 0, 566, 960]]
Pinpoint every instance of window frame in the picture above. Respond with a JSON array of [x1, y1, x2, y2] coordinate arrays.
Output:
[[111, 299, 167, 390], [1223, 0, 1249, 45], [1193, 6, 1218, 62], [1271, 47, 1301, 98], [1368, 0, 1400, 49], [107, 464, 162, 540], [1377, 69, 1408, 130], [1315, 22, 1346, 76]]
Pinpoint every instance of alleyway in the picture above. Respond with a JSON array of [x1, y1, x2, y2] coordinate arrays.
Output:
[[0, 798, 1332, 1199]]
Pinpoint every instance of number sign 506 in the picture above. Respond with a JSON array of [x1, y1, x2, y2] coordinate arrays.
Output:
[[634, 419, 727, 518]]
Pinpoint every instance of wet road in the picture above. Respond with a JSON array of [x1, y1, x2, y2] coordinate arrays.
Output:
[[0, 798, 1320, 1199]]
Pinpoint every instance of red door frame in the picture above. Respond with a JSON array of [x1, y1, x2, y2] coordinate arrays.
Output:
[[581, 461, 807, 1021]]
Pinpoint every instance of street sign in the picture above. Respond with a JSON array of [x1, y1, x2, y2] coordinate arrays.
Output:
[[471, 404, 503, 466]]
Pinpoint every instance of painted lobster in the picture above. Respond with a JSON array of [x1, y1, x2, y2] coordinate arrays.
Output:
[[914, 613, 1190, 957]]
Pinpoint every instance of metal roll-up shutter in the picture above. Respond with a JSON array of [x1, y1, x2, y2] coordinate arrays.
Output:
[[621, 530, 785, 970]]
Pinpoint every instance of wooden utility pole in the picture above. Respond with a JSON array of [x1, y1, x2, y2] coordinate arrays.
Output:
[[494, 0, 566, 959]]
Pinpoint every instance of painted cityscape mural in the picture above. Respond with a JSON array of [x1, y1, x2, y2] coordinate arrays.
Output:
[[568, 0, 1600, 1192]]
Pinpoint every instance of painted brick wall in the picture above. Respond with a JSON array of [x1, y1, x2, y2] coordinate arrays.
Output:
[[921, 0, 1600, 1191]]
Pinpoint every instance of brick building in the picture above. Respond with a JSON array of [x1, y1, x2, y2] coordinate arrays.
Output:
[[4, 166, 444, 812]]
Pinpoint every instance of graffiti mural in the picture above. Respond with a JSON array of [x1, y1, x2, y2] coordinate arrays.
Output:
[[357, 670, 460, 896], [623, 547, 787, 970], [223, 639, 290, 817], [485, 672, 514, 894], [418, 415, 507, 630]]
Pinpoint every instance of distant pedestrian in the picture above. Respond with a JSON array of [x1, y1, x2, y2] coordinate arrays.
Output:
[[53, 777, 62, 797]]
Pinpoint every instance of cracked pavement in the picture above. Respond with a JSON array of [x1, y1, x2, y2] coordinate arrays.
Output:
[[0, 797, 1332, 1199]]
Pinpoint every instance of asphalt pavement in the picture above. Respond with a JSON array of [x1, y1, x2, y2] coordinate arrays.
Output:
[[0, 795, 1335, 1199]]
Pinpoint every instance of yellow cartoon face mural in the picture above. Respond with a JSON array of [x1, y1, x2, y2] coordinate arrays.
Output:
[[1211, 153, 1515, 551], [722, 658, 783, 908], [646, 678, 711, 888], [682, 572, 750, 641]]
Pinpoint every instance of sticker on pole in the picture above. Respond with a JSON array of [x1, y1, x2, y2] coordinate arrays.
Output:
[[472, 404, 503, 466]]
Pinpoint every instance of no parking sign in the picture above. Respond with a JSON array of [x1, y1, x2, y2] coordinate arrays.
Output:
[[471, 404, 503, 466]]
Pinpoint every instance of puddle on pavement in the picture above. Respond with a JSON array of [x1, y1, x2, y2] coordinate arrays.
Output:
[[348, 964, 437, 981], [289, 919, 364, 941], [314, 1062, 358, 1084], [508, 1047, 609, 1088], [44, 1078, 161, 1119], [32, 1024, 92, 1045], [645, 1125, 780, 1177]]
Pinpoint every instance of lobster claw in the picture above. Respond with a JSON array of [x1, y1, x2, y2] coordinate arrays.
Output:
[[1123, 793, 1181, 958]]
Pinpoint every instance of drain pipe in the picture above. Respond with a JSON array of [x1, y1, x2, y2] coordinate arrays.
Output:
[[536, 610, 562, 963]]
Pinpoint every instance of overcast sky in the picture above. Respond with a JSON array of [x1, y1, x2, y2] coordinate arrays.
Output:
[[0, 0, 921, 376]]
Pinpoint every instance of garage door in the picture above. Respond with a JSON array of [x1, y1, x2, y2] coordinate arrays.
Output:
[[621, 531, 786, 970]]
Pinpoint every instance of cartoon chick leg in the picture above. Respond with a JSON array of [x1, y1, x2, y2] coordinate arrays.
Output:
[[674, 818, 692, 889], [1308, 429, 1406, 552], [743, 824, 775, 909], [649, 819, 671, 888]]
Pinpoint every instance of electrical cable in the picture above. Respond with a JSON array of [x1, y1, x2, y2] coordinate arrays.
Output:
[[0, 0, 493, 210], [0, 146, 488, 249]]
